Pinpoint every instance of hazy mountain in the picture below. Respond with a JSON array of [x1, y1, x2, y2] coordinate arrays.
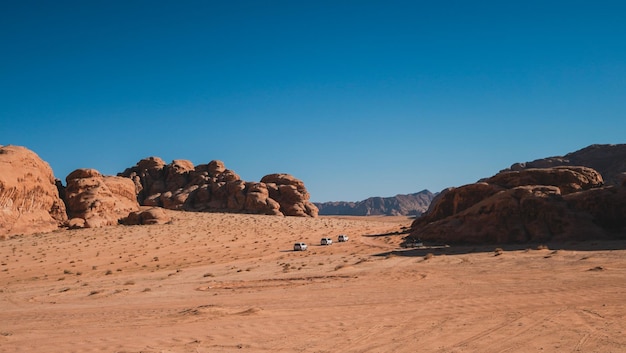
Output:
[[314, 190, 435, 216]]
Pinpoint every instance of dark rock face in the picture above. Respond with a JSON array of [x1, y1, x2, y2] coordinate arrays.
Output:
[[407, 165, 626, 245], [315, 190, 435, 216], [119, 159, 317, 217], [506, 144, 626, 186]]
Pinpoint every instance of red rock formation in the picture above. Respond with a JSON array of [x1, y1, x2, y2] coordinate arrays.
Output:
[[484, 166, 604, 193], [0, 145, 67, 237], [408, 166, 626, 244], [506, 144, 626, 186], [119, 159, 317, 217], [261, 174, 319, 217], [65, 169, 140, 228], [121, 207, 171, 225]]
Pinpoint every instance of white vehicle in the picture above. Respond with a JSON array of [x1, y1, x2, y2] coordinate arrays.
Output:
[[337, 234, 349, 242], [294, 242, 308, 251], [321, 237, 333, 245]]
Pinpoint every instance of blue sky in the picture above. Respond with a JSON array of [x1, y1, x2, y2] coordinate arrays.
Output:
[[1, 1, 625, 202]]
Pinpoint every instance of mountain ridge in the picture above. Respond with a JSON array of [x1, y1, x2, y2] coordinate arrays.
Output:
[[314, 190, 435, 216]]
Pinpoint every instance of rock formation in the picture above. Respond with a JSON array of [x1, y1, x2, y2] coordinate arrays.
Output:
[[121, 207, 172, 225], [64, 169, 140, 228], [407, 166, 626, 244], [261, 174, 319, 217], [315, 190, 435, 216], [0, 145, 318, 237], [505, 144, 626, 186], [0, 145, 68, 237], [119, 158, 318, 217]]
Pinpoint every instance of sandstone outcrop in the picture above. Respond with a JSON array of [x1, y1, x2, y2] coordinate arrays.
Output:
[[261, 174, 319, 217], [0, 145, 68, 237], [65, 169, 140, 228], [408, 166, 626, 244], [506, 144, 626, 186], [119, 159, 317, 217], [121, 207, 171, 225], [315, 190, 435, 216]]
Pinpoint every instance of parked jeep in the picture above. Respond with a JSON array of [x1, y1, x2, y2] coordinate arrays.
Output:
[[294, 242, 308, 251]]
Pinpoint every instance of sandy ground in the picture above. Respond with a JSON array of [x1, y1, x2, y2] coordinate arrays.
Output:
[[1, 210, 625, 353]]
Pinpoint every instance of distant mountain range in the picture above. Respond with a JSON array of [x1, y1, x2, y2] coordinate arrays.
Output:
[[314, 190, 435, 216]]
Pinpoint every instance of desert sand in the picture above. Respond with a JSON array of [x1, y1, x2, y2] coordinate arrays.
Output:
[[1, 210, 625, 353]]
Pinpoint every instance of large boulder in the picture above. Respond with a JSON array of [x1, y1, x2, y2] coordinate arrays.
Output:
[[119, 159, 317, 217], [0, 145, 67, 237], [408, 166, 626, 244], [121, 207, 171, 225], [65, 169, 140, 228]]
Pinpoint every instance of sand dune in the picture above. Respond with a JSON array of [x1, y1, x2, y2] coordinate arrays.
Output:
[[1, 211, 625, 352]]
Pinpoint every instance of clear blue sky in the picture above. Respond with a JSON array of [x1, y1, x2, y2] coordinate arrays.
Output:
[[1, 1, 625, 202]]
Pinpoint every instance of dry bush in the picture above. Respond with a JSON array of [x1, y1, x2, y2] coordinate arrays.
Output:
[[424, 253, 434, 260], [494, 248, 504, 256]]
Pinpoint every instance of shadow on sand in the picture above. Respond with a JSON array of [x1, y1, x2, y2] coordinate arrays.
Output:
[[370, 239, 626, 258]]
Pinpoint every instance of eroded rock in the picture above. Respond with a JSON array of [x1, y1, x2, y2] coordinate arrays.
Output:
[[65, 169, 140, 228], [0, 145, 67, 237], [408, 166, 625, 244]]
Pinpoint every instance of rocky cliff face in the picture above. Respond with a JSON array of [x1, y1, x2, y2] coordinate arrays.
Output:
[[119, 158, 318, 217], [407, 166, 626, 245], [315, 190, 435, 216], [504, 144, 626, 186], [0, 145, 67, 237]]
